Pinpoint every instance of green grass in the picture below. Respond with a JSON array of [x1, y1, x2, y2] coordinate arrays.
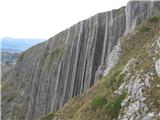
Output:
[[105, 92, 126, 120], [141, 26, 151, 32], [91, 96, 107, 109], [43, 113, 54, 120], [105, 66, 124, 91], [148, 16, 159, 23]]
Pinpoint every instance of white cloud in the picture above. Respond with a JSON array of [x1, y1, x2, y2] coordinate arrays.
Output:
[[0, 0, 128, 39]]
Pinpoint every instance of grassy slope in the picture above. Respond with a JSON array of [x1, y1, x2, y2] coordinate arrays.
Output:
[[42, 15, 160, 120]]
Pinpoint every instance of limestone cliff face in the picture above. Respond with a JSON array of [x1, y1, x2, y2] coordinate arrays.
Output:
[[125, 1, 160, 33], [2, 1, 160, 120]]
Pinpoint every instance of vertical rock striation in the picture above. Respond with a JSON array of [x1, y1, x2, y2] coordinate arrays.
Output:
[[125, 1, 160, 34], [2, 1, 160, 120]]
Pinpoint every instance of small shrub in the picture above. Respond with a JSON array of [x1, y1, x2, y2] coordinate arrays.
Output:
[[141, 26, 150, 32], [106, 92, 126, 120], [91, 96, 107, 109], [43, 112, 54, 120], [148, 16, 159, 23]]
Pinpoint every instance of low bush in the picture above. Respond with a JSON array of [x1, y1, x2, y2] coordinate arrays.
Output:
[[148, 16, 159, 23], [141, 26, 150, 32], [105, 92, 126, 120]]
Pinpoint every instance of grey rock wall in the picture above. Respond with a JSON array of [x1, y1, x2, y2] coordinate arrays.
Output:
[[2, 1, 160, 120], [125, 1, 160, 34]]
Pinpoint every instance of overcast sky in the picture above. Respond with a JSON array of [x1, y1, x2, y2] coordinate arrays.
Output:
[[0, 0, 128, 39]]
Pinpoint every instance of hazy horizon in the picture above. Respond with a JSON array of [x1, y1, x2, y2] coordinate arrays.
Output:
[[1, 37, 45, 51]]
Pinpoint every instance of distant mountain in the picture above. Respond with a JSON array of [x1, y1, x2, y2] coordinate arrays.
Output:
[[1, 48, 21, 53], [1, 37, 45, 77], [1, 49, 19, 65], [0, 37, 45, 51], [1, 49, 20, 78]]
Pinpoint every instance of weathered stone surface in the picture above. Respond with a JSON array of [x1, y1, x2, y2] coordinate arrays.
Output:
[[2, 1, 160, 120], [102, 39, 121, 76], [155, 59, 160, 78], [117, 33, 160, 120], [155, 37, 160, 78], [125, 1, 160, 34], [118, 60, 160, 120]]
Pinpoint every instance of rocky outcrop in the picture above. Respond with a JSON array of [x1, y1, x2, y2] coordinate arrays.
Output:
[[155, 37, 160, 78], [155, 59, 160, 78], [116, 35, 160, 120], [2, 1, 160, 120]]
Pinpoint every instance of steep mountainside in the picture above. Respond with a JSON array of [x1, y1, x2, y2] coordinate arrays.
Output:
[[50, 15, 160, 120], [2, 1, 160, 120], [1, 49, 20, 78]]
